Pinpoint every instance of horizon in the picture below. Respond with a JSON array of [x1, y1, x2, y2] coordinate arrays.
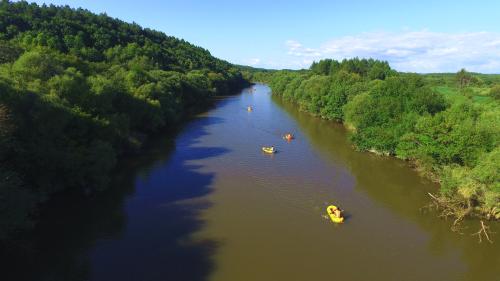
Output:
[[18, 0, 500, 74]]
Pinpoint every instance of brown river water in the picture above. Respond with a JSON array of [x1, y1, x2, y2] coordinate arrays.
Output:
[[7, 84, 500, 281]]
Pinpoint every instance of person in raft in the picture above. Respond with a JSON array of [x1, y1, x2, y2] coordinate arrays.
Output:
[[331, 206, 342, 218]]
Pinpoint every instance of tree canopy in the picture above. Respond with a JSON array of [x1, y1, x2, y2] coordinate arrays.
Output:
[[0, 0, 248, 238]]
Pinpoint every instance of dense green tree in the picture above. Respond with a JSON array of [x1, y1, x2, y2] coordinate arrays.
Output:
[[0, 40, 22, 64], [0, 0, 249, 238], [397, 102, 496, 167], [456, 68, 473, 88]]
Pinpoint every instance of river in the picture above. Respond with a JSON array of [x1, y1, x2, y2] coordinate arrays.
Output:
[[7, 84, 500, 281]]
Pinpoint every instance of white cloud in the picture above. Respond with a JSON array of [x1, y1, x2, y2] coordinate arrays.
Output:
[[284, 31, 500, 73], [240, 57, 313, 70], [286, 40, 322, 57], [246, 58, 261, 66]]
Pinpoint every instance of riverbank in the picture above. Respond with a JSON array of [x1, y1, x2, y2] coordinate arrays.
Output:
[[5, 84, 499, 281], [245, 60, 499, 223]]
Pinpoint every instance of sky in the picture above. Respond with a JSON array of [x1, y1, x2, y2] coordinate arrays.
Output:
[[24, 0, 500, 73]]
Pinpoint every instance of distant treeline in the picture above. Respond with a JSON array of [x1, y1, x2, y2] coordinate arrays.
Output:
[[0, 1, 248, 238], [246, 58, 499, 221]]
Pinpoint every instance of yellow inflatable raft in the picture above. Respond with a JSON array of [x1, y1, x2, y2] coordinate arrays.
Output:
[[326, 205, 344, 223], [262, 146, 276, 154]]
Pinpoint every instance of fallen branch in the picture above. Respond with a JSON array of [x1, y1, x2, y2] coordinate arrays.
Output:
[[427, 192, 471, 235], [472, 220, 494, 243]]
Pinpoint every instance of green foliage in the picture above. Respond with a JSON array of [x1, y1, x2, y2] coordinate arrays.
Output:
[[490, 85, 500, 100], [0, 1, 248, 237], [346, 75, 447, 154], [0, 40, 22, 64], [397, 102, 497, 166], [260, 58, 499, 219], [310, 58, 395, 79], [12, 49, 64, 81], [267, 65, 369, 122], [456, 68, 473, 88], [439, 147, 499, 218], [0, 103, 36, 239]]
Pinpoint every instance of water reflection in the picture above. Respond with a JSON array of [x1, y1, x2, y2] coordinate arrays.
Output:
[[4, 115, 228, 281]]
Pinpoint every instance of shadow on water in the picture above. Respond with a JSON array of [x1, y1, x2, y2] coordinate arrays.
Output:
[[3, 114, 228, 281], [272, 94, 500, 281]]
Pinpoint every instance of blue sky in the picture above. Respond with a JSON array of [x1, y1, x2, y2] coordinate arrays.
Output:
[[26, 0, 500, 73]]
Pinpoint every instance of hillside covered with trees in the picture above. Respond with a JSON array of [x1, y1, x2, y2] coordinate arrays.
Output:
[[0, 0, 248, 238], [247, 58, 499, 222]]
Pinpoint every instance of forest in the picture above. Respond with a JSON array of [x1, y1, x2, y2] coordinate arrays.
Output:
[[245, 58, 499, 222], [0, 1, 248, 239]]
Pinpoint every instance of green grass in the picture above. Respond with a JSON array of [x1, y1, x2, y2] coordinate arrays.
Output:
[[433, 85, 495, 104]]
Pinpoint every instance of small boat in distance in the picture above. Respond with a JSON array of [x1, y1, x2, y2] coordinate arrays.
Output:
[[262, 146, 276, 154], [283, 133, 294, 141], [247, 106, 253, 112]]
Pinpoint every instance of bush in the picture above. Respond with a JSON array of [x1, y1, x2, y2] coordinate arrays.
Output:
[[490, 85, 500, 100]]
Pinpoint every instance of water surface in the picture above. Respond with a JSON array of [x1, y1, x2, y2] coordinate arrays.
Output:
[[8, 84, 500, 281]]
